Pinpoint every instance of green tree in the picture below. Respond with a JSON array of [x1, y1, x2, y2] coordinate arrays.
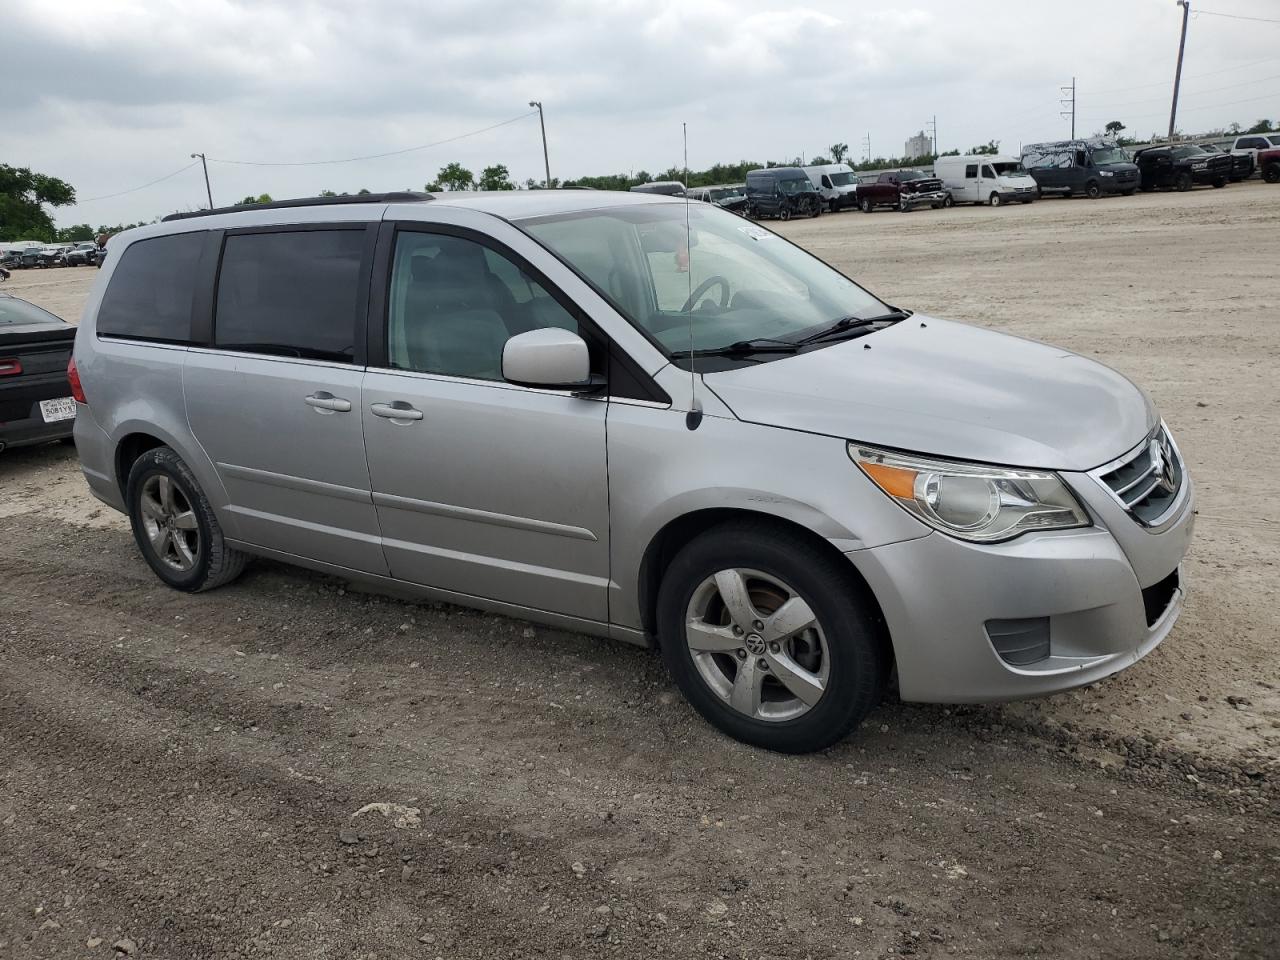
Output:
[[0, 164, 76, 242], [1105, 120, 1125, 136], [357, 187, 372, 195], [434, 162, 475, 191], [1246, 118, 1274, 134], [809, 155, 830, 166], [969, 140, 1000, 155], [829, 142, 849, 164], [477, 164, 515, 191], [238, 193, 273, 205], [55, 223, 97, 242]]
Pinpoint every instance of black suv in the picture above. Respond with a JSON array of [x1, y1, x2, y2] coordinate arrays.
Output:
[[744, 167, 822, 220], [1133, 144, 1233, 191]]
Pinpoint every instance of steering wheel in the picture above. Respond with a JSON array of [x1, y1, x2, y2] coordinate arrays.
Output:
[[680, 275, 731, 313]]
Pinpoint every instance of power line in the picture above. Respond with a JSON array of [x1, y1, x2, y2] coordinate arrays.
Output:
[[1194, 8, 1280, 24], [77, 161, 200, 204], [1093, 72, 1280, 110], [206, 111, 538, 167], [1077, 88, 1280, 124], [1081, 56, 1279, 95]]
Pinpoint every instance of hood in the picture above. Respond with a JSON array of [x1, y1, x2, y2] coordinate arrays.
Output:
[[1096, 161, 1139, 174], [704, 316, 1156, 471], [902, 177, 943, 193]]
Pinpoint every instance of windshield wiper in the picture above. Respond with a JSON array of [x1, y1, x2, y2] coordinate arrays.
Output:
[[795, 309, 912, 345], [670, 337, 800, 360]]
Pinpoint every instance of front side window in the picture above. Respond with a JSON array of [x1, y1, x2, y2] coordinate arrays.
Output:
[[215, 229, 364, 362], [828, 172, 857, 187], [97, 232, 205, 343], [521, 203, 888, 357], [991, 161, 1027, 176], [1090, 147, 1128, 165], [981, 165, 996, 179], [386, 232, 579, 381]]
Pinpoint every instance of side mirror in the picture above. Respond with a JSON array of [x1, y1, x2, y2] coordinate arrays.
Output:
[[502, 328, 593, 390]]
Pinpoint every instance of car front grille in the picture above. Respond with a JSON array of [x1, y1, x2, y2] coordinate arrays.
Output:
[[1094, 424, 1184, 527]]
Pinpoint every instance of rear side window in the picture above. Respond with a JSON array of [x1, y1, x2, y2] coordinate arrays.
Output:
[[215, 229, 364, 362], [964, 164, 977, 177], [97, 232, 204, 343]]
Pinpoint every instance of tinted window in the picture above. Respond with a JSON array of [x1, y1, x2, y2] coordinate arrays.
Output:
[[386, 232, 579, 381], [964, 164, 978, 177], [1240, 137, 1268, 149], [981, 165, 996, 179], [215, 229, 364, 362], [97, 232, 204, 343], [0, 297, 64, 326]]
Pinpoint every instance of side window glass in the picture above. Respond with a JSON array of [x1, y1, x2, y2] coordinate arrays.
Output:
[[97, 232, 205, 343], [964, 164, 978, 178], [821, 175, 832, 188], [387, 232, 579, 381], [215, 229, 364, 362]]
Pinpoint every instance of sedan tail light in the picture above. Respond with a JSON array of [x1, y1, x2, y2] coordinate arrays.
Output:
[[0, 357, 22, 377], [68, 356, 87, 404]]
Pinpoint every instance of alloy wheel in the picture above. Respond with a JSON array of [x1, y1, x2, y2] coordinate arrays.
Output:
[[139, 474, 200, 572], [684, 568, 830, 722]]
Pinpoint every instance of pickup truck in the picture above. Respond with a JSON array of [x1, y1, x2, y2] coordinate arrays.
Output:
[[856, 171, 949, 212], [1260, 148, 1280, 184]]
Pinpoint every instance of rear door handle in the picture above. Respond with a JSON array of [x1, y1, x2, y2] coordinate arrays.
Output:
[[370, 401, 424, 422], [304, 392, 352, 413]]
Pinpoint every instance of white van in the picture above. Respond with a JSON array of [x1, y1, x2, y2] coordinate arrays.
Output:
[[802, 163, 860, 212], [934, 155, 1038, 206]]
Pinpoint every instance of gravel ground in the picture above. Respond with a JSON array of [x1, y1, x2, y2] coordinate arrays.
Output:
[[1, 183, 1276, 959]]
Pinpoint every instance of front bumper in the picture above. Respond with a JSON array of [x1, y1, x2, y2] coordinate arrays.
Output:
[[999, 189, 1038, 202], [903, 190, 949, 209], [847, 469, 1194, 703]]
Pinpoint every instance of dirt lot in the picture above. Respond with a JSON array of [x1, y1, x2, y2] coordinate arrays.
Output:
[[1, 184, 1276, 959]]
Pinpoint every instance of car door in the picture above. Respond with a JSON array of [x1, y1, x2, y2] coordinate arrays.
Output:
[[361, 223, 611, 622], [183, 223, 388, 574]]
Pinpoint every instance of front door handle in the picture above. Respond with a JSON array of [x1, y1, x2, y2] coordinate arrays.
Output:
[[370, 401, 424, 422], [304, 392, 352, 413]]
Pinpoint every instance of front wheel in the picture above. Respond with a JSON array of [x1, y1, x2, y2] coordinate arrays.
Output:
[[1264, 163, 1280, 184], [778, 205, 792, 222], [860, 197, 873, 213], [127, 446, 247, 592], [1175, 172, 1193, 192], [657, 521, 890, 753], [1085, 181, 1102, 199], [1212, 177, 1227, 188], [897, 195, 909, 212], [1121, 188, 1136, 196], [988, 192, 1002, 207]]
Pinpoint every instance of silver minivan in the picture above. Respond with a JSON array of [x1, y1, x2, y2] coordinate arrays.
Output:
[[71, 190, 1194, 753]]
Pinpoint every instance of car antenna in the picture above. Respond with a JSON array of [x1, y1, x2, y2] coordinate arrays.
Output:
[[683, 120, 702, 431]]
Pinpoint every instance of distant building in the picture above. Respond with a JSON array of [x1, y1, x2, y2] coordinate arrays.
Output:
[[904, 131, 932, 158]]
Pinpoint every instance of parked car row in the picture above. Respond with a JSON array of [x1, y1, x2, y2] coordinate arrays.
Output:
[[0, 241, 104, 269]]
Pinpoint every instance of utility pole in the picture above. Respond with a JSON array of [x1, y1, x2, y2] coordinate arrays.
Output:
[[190, 152, 213, 209], [1169, 1, 1191, 140], [862, 132, 871, 163], [1060, 78, 1076, 139], [528, 101, 551, 188], [927, 115, 938, 155]]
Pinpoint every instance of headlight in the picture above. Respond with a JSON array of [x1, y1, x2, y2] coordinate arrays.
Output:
[[1100, 170, 1114, 177], [848, 443, 1090, 543]]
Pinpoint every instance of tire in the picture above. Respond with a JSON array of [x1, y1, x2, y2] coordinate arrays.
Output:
[[656, 519, 890, 753], [1212, 177, 1227, 188], [1085, 181, 1102, 199], [897, 195, 909, 212], [126, 446, 247, 592], [810, 201, 821, 218], [828, 199, 838, 214], [860, 197, 873, 213], [1265, 163, 1280, 184], [988, 192, 1002, 207], [1175, 172, 1193, 192], [942, 194, 954, 208]]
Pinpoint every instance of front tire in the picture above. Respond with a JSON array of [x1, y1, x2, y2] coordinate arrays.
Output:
[[1175, 171, 1193, 192], [859, 197, 873, 213], [1085, 181, 1102, 199], [1212, 177, 1227, 188], [1265, 163, 1280, 184], [942, 194, 954, 208], [657, 520, 889, 753], [988, 192, 1002, 207], [127, 447, 247, 592]]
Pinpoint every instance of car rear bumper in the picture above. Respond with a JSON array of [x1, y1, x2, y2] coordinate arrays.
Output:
[[72, 408, 126, 511], [846, 473, 1194, 703], [0, 375, 76, 450]]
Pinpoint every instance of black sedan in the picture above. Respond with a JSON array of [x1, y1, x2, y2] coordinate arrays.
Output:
[[0, 293, 78, 452]]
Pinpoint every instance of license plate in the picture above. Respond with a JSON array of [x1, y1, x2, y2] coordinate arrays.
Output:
[[39, 397, 76, 423]]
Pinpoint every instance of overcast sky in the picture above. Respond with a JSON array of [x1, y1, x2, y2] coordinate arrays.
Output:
[[6, 0, 1279, 228]]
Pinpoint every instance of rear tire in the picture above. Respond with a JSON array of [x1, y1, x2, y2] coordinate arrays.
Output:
[[1212, 177, 1227, 188], [657, 520, 889, 753], [126, 446, 247, 592], [860, 197, 873, 213], [779, 206, 792, 221], [942, 194, 954, 208]]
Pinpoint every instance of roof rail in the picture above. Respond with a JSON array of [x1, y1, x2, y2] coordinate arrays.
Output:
[[161, 191, 433, 222]]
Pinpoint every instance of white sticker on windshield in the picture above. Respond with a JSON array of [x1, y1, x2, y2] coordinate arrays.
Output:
[[737, 225, 775, 241]]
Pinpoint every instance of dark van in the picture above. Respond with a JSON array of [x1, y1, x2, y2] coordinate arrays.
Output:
[[1020, 139, 1140, 198], [744, 167, 822, 220]]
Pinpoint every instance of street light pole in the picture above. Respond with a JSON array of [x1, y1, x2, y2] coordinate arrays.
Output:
[[528, 101, 551, 188], [1169, 1, 1191, 140], [190, 152, 213, 209]]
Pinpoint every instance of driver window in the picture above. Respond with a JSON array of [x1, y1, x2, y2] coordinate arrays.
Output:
[[386, 232, 578, 381], [821, 175, 832, 188], [981, 165, 996, 179]]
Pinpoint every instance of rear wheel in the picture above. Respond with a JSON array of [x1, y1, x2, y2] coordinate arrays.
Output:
[[860, 197, 873, 213], [942, 193, 954, 208], [897, 195, 909, 212], [779, 205, 792, 221], [1121, 188, 1136, 196], [1212, 177, 1227, 188], [126, 446, 247, 592], [1085, 180, 1102, 199], [657, 521, 889, 753]]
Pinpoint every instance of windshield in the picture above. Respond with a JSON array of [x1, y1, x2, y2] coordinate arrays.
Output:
[[521, 203, 889, 356], [828, 172, 857, 187], [991, 161, 1028, 176], [1090, 147, 1129, 165], [1171, 145, 1205, 159], [777, 177, 810, 195], [0, 297, 63, 325], [709, 188, 743, 200], [895, 171, 926, 181]]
